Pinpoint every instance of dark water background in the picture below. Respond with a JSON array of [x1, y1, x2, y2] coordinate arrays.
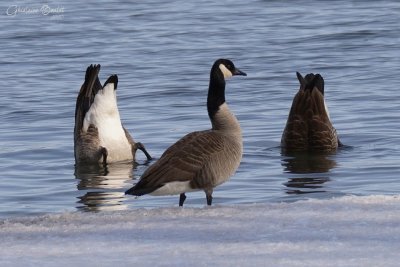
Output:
[[0, 0, 399, 217]]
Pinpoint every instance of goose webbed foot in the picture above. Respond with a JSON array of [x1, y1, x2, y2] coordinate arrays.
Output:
[[179, 193, 186, 207], [136, 142, 152, 161], [338, 138, 344, 148]]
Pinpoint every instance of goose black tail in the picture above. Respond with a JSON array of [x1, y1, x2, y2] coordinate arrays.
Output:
[[125, 185, 161, 196]]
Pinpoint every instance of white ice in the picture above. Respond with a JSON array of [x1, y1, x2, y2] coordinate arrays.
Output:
[[1, 195, 400, 267]]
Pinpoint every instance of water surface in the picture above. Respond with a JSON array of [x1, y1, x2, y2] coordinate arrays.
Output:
[[0, 0, 399, 217]]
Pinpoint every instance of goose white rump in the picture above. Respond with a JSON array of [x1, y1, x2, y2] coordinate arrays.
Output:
[[83, 82, 132, 162]]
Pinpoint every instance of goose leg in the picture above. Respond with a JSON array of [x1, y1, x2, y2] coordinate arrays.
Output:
[[135, 142, 152, 160], [205, 189, 213, 206], [101, 147, 108, 166], [179, 193, 186, 206]]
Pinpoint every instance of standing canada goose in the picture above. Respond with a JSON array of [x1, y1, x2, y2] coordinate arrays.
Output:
[[281, 72, 342, 152], [125, 59, 246, 206], [74, 64, 151, 165]]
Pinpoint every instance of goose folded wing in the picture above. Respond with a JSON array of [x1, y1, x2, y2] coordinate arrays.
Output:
[[134, 131, 226, 190]]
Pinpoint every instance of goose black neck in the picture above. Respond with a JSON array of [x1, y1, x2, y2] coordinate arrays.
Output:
[[207, 69, 226, 119]]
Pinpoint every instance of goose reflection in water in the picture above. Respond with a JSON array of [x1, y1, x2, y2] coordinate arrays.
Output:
[[74, 162, 135, 212], [281, 151, 337, 195]]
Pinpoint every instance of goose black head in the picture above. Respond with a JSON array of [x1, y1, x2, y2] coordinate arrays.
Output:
[[296, 72, 324, 95], [212, 58, 247, 80], [207, 59, 246, 119]]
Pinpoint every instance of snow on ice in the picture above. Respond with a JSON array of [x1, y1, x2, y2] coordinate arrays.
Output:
[[1, 195, 400, 267]]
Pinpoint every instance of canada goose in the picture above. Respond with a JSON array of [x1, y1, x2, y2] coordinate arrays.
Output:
[[281, 72, 342, 152], [74, 64, 151, 165], [125, 59, 246, 206]]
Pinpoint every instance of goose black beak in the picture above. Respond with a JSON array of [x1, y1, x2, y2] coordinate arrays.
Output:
[[233, 68, 247, 76]]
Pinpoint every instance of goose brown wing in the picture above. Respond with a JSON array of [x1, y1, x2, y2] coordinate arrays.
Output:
[[309, 116, 338, 150], [74, 64, 102, 141], [132, 130, 225, 194], [282, 90, 310, 150], [308, 89, 338, 150], [282, 88, 337, 151]]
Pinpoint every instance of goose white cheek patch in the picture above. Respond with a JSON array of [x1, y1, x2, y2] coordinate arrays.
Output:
[[219, 64, 233, 79]]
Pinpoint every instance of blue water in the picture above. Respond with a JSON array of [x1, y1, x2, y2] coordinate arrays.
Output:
[[0, 0, 399, 217]]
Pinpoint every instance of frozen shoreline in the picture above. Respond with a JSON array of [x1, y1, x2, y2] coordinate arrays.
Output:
[[1, 195, 400, 267]]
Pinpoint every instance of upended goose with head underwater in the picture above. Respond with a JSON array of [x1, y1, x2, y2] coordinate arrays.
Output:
[[125, 59, 247, 206], [74, 64, 152, 165], [281, 72, 342, 152]]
